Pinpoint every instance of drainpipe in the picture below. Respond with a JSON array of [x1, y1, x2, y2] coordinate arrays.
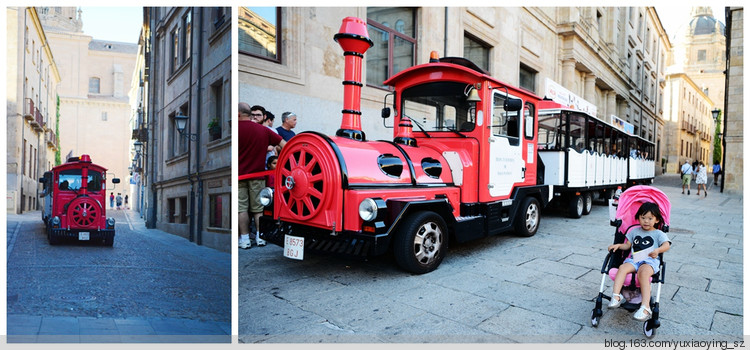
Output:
[[20, 8, 27, 214], [146, 7, 158, 229], [187, 7, 195, 243], [195, 7, 204, 246]]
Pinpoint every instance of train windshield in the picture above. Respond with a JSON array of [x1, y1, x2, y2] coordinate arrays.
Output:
[[401, 82, 476, 133], [58, 169, 103, 192]]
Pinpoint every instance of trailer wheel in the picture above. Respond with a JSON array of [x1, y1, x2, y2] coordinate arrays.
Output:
[[393, 211, 447, 274], [568, 195, 584, 218], [582, 192, 593, 215], [515, 197, 540, 237]]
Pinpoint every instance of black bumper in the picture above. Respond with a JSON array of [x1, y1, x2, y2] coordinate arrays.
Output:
[[50, 228, 115, 241], [259, 216, 390, 258]]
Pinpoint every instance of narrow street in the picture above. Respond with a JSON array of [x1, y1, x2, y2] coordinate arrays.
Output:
[[6, 209, 231, 342]]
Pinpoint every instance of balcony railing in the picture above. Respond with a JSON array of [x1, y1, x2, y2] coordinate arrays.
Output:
[[24, 98, 34, 120], [30, 108, 44, 131], [46, 129, 58, 150]]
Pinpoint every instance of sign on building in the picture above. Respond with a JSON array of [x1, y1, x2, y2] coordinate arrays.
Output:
[[544, 78, 597, 118]]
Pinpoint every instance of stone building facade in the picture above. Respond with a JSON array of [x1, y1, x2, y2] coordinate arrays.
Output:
[[723, 7, 742, 194], [39, 6, 137, 197], [138, 7, 232, 252], [6, 7, 61, 214], [662, 72, 716, 174], [239, 7, 669, 175]]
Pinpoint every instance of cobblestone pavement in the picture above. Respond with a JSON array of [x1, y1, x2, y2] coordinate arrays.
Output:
[[7, 209, 231, 343], [238, 174, 743, 343]]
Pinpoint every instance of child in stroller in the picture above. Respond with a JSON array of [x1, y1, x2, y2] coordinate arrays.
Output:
[[592, 185, 671, 338]]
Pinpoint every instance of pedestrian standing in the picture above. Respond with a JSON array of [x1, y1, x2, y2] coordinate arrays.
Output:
[[238, 103, 286, 249], [124, 195, 129, 209], [116, 193, 123, 210], [110, 192, 115, 209], [276, 112, 297, 141]]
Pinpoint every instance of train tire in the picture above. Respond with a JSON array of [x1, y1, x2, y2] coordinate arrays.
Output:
[[515, 197, 541, 237], [568, 195, 584, 218], [393, 211, 447, 274], [582, 192, 593, 215]]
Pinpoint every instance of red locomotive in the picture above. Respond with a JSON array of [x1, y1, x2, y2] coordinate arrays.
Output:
[[253, 17, 552, 274], [39, 155, 120, 246]]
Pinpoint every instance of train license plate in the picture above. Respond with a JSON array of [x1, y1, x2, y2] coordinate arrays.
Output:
[[79, 232, 90, 241], [284, 235, 304, 260]]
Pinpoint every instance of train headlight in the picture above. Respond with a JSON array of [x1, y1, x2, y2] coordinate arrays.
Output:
[[358, 198, 379, 222], [51, 216, 61, 227], [107, 217, 116, 228], [259, 187, 274, 207]]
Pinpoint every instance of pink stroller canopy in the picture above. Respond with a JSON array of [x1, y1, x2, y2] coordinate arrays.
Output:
[[616, 185, 671, 232]]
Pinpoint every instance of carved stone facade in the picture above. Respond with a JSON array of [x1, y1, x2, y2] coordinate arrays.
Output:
[[239, 7, 669, 175]]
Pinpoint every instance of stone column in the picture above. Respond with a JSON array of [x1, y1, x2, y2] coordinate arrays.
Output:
[[607, 91, 617, 118], [584, 73, 596, 104], [561, 59, 576, 88]]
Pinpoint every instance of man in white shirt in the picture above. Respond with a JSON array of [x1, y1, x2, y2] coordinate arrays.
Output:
[[681, 160, 693, 195]]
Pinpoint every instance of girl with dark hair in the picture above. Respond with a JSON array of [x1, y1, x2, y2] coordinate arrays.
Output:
[[606, 201, 671, 321]]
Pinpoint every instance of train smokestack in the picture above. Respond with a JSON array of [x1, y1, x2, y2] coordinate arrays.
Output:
[[333, 17, 373, 141]]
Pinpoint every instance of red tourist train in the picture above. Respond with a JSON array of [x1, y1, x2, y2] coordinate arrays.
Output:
[[250, 17, 654, 274], [39, 155, 120, 246]]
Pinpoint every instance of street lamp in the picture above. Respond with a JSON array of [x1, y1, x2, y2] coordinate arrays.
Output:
[[711, 108, 720, 122], [134, 141, 143, 153], [172, 113, 197, 141]]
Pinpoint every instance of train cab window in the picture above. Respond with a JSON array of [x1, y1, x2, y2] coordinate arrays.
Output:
[[492, 92, 520, 146], [58, 169, 103, 192], [401, 81, 474, 133]]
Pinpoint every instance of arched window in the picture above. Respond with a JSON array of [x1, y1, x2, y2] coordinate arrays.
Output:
[[89, 77, 100, 94]]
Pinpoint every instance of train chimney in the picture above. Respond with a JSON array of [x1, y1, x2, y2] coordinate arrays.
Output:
[[333, 17, 373, 141]]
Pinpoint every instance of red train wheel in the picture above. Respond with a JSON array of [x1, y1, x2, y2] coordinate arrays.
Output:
[[278, 135, 338, 221], [68, 197, 101, 228]]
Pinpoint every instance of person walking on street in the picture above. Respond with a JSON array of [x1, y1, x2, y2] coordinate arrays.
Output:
[[239, 103, 286, 249], [116, 193, 123, 210], [110, 192, 115, 209], [713, 162, 722, 186], [696, 162, 708, 197], [124, 195, 129, 209], [681, 160, 693, 195]]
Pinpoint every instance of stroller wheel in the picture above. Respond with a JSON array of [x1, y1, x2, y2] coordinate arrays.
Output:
[[643, 321, 656, 338], [591, 316, 600, 327]]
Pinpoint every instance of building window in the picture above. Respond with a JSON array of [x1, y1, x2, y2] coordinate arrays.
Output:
[[179, 196, 188, 224], [209, 193, 229, 228], [464, 33, 491, 72], [101, 112, 107, 121], [168, 198, 176, 223], [182, 11, 192, 64], [89, 77, 100, 94], [519, 64, 537, 93], [210, 80, 224, 141], [212, 7, 227, 30], [366, 7, 416, 88], [171, 27, 180, 74], [239, 7, 280, 62], [697, 49, 707, 62]]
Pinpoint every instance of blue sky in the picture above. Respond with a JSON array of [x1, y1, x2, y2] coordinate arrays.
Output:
[[80, 7, 143, 43]]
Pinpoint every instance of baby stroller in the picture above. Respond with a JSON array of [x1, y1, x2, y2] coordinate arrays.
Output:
[[591, 185, 670, 338]]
